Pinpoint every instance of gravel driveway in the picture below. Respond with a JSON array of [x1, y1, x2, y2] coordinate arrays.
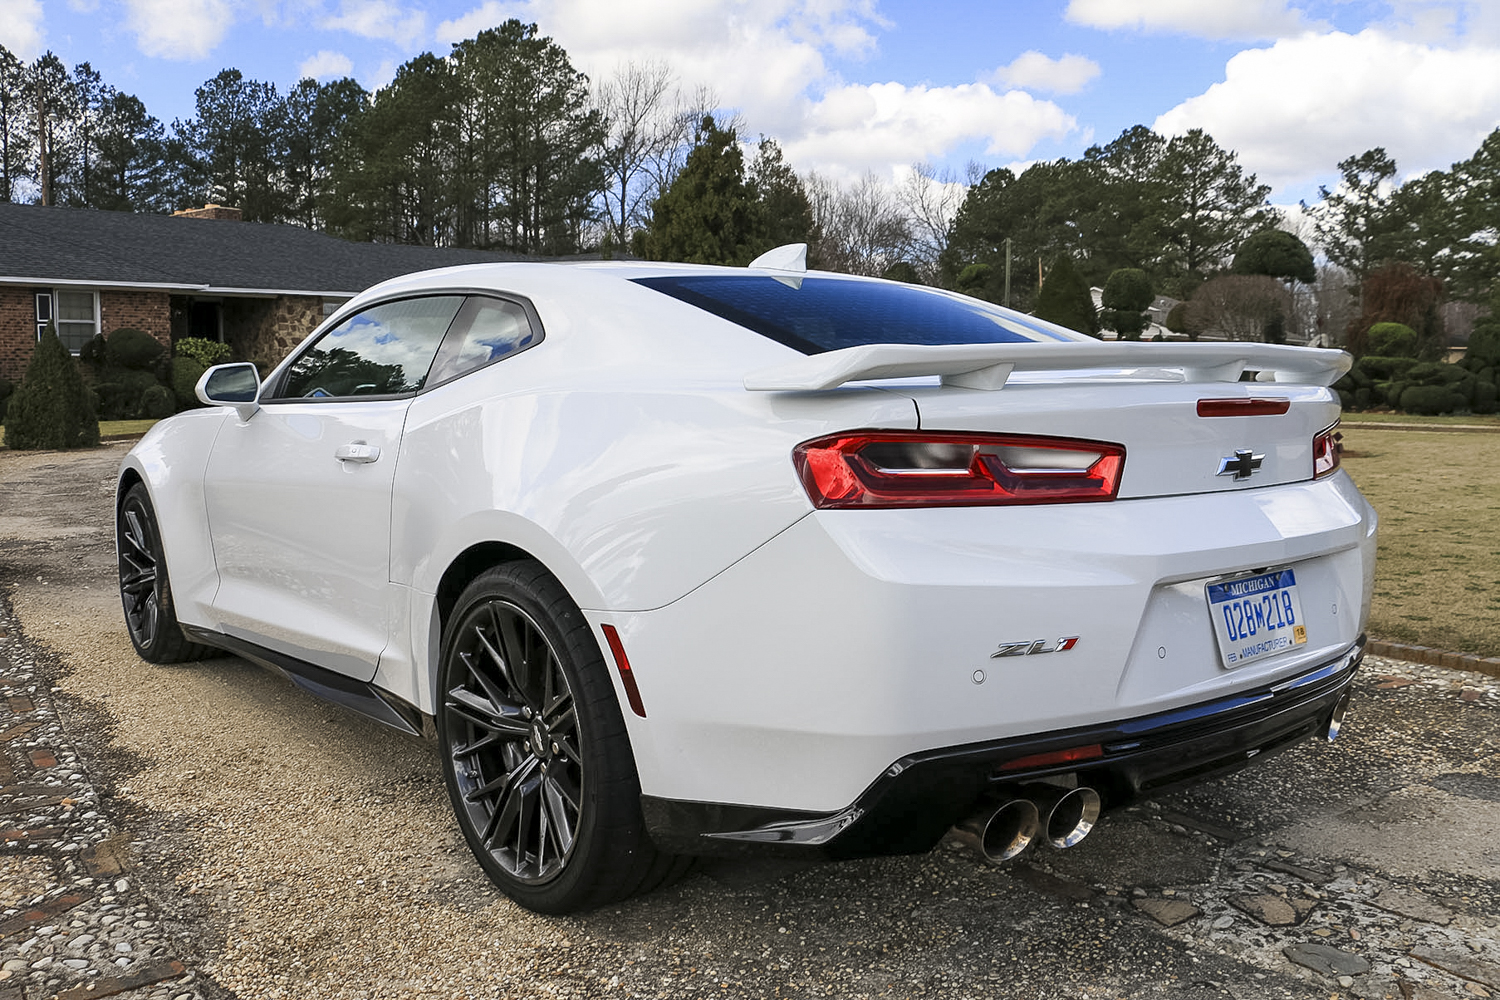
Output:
[[0, 442, 1497, 1000]]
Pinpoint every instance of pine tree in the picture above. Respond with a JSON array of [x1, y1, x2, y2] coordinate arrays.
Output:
[[4, 324, 100, 450], [642, 116, 757, 265], [1034, 255, 1099, 337]]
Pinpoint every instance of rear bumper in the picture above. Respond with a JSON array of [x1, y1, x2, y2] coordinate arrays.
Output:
[[642, 637, 1363, 859]]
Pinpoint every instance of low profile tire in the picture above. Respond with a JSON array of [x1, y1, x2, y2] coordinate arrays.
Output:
[[117, 483, 212, 664], [437, 561, 681, 914]]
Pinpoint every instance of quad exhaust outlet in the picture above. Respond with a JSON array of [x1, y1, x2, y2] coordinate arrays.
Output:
[[956, 781, 1103, 864]]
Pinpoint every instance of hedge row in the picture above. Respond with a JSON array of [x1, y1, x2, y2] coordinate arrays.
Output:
[[1335, 321, 1500, 416]]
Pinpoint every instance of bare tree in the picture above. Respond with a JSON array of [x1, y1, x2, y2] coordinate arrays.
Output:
[[806, 171, 912, 276], [1307, 265, 1357, 348], [896, 162, 970, 280], [1185, 275, 1293, 342], [594, 62, 718, 249]]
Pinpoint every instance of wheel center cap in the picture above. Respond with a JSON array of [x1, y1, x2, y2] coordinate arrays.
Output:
[[530, 724, 548, 759]]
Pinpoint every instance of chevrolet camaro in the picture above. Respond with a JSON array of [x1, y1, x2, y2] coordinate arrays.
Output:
[[115, 246, 1376, 913]]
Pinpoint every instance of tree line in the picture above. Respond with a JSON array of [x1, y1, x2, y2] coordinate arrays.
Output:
[[1, 24, 1495, 324]]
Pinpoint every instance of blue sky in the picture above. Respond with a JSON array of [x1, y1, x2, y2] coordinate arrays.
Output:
[[6, 0, 1500, 205]]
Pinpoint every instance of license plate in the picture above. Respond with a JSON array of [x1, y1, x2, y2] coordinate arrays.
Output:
[[1206, 568, 1308, 668]]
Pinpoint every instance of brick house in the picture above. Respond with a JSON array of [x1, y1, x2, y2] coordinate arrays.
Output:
[[0, 203, 526, 383]]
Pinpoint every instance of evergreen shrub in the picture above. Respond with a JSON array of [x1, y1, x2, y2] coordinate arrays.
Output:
[[141, 384, 176, 419], [3, 325, 99, 449], [171, 357, 209, 409], [1365, 322, 1419, 358], [104, 328, 165, 370]]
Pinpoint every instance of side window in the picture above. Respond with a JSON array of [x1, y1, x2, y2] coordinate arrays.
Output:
[[425, 295, 539, 387], [275, 295, 464, 400]]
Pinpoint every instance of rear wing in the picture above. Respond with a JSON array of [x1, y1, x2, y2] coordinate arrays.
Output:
[[743, 342, 1352, 392]]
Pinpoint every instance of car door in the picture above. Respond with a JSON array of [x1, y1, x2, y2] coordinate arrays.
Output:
[[203, 294, 465, 681]]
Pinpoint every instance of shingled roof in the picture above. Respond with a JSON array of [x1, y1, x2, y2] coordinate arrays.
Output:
[[0, 202, 529, 296]]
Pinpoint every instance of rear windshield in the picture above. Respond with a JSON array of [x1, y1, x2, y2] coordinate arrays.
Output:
[[633, 275, 1076, 354]]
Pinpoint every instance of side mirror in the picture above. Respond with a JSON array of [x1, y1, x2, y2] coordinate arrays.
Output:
[[196, 363, 261, 422]]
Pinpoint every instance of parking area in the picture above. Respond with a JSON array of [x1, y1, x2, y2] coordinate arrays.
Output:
[[0, 442, 1497, 1000]]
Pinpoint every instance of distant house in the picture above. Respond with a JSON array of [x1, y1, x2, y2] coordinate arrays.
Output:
[[0, 202, 527, 383]]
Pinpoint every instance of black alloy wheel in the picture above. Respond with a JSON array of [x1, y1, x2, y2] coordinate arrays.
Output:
[[436, 561, 688, 913], [446, 596, 583, 884], [117, 483, 210, 663]]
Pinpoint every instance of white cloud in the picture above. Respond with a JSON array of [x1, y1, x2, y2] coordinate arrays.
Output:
[[433, 1, 1072, 181], [320, 0, 427, 44], [989, 51, 1100, 95], [123, 0, 233, 59], [1065, 0, 1312, 41], [67, 0, 99, 13], [0, 0, 45, 58], [1154, 29, 1500, 193], [786, 82, 1076, 180], [298, 49, 354, 80]]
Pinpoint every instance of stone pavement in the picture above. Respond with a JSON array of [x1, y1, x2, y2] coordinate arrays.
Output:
[[0, 599, 206, 1000]]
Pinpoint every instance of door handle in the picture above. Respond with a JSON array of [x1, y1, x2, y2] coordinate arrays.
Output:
[[334, 441, 381, 464]]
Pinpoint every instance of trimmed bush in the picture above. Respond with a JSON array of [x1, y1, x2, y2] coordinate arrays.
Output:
[[95, 369, 161, 420], [1398, 384, 1464, 415], [79, 333, 108, 368], [140, 384, 176, 419], [1353, 386, 1372, 409], [1165, 302, 1191, 336], [1357, 355, 1419, 381], [1474, 381, 1498, 415], [1467, 323, 1500, 369], [1365, 322, 1420, 358], [104, 328, 165, 370], [171, 357, 209, 410], [174, 337, 234, 368], [3, 325, 99, 449]]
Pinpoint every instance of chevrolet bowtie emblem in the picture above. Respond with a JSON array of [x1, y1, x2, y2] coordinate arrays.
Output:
[[1217, 449, 1264, 480]]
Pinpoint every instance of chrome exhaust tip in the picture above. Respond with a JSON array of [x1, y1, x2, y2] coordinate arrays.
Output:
[[1327, 691, 1352, 742], [1025, 784, 1102, 849], [955, 798, 1041, 864]]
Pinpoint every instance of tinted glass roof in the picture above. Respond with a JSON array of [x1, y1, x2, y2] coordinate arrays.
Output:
[[634, 275, 1079, 355]]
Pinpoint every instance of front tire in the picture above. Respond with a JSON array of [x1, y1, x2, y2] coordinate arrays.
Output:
[[436, 561, 684, 914], [117, 483, 212, 664]]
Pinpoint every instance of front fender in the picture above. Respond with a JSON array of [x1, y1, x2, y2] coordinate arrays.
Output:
[[116, 409, 231, 628]]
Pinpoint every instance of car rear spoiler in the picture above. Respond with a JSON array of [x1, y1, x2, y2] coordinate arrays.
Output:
[[743, 342, 1352, 392]]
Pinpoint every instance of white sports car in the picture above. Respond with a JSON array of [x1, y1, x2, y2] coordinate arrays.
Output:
[[116, 247, 1376, 914]]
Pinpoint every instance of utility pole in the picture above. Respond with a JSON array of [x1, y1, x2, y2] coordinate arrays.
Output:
[[1003, 237, 1012, 308]]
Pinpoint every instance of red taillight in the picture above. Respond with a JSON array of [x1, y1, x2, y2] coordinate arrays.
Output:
[[997, 744, 1104, 773], [793, 431, 1125, 509], [1313, 423, 1342, 479], [1197, 398, 1291, 417]]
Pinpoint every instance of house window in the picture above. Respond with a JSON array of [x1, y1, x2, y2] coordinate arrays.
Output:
[[35, 290, 100, 354]]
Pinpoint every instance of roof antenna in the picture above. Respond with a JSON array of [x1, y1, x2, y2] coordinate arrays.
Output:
[[749, 243, 807, 289]]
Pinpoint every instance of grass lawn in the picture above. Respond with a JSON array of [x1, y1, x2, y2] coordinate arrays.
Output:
[[0, 418, 159, 449], [1342, 410, 1500, 427], [1340, 424, 1500, 658]]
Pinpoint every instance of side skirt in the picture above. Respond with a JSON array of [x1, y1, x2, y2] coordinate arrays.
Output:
[[181, 625, 427, 737]]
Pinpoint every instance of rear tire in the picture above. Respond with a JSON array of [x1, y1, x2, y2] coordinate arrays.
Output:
[[117, 483, 213, 664], [436, 561, 682, 914]]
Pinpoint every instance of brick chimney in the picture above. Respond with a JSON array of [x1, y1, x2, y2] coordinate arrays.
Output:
[[173, 203, 243, 221]]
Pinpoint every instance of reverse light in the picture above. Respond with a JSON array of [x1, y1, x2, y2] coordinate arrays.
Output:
[[793, 431, 1125, 509], [1313, 422, 1342, 479]]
